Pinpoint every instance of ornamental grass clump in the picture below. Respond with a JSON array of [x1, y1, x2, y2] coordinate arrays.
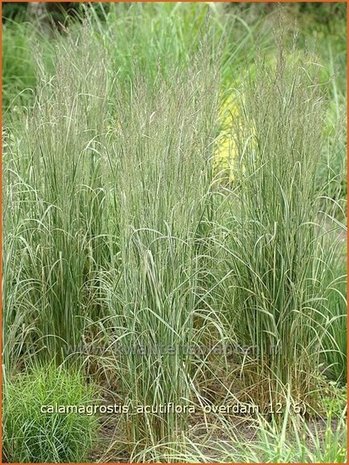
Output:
[[220, 48, 338, 404], [103, 55, 219, 456], [3, 5, 347, 462], [3, 364, 98, 462], [3, 29, 111, 369]]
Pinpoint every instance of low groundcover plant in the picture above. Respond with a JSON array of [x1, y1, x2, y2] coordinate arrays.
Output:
[[3, 364, 99, 463]]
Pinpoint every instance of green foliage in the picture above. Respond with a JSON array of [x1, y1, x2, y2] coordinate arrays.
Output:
[[3, 364, 98, 462], [3, 28, 110, 368], [320, 243, 347, 384], [131, 408, 347, 463], [103, 50, 219, 451], [3, 3, 347, 462], [2, 21, 37, 109], [2, 20, 55, 110], [2, 2, 28, 21], [218, 49, 345, 402], [321, 383, 347, 418]]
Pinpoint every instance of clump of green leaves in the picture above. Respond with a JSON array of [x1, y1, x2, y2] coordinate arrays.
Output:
[[3, 364, 99, 462]]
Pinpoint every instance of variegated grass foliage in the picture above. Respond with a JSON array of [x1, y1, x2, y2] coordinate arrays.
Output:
[[3, 4, 346, 462]]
